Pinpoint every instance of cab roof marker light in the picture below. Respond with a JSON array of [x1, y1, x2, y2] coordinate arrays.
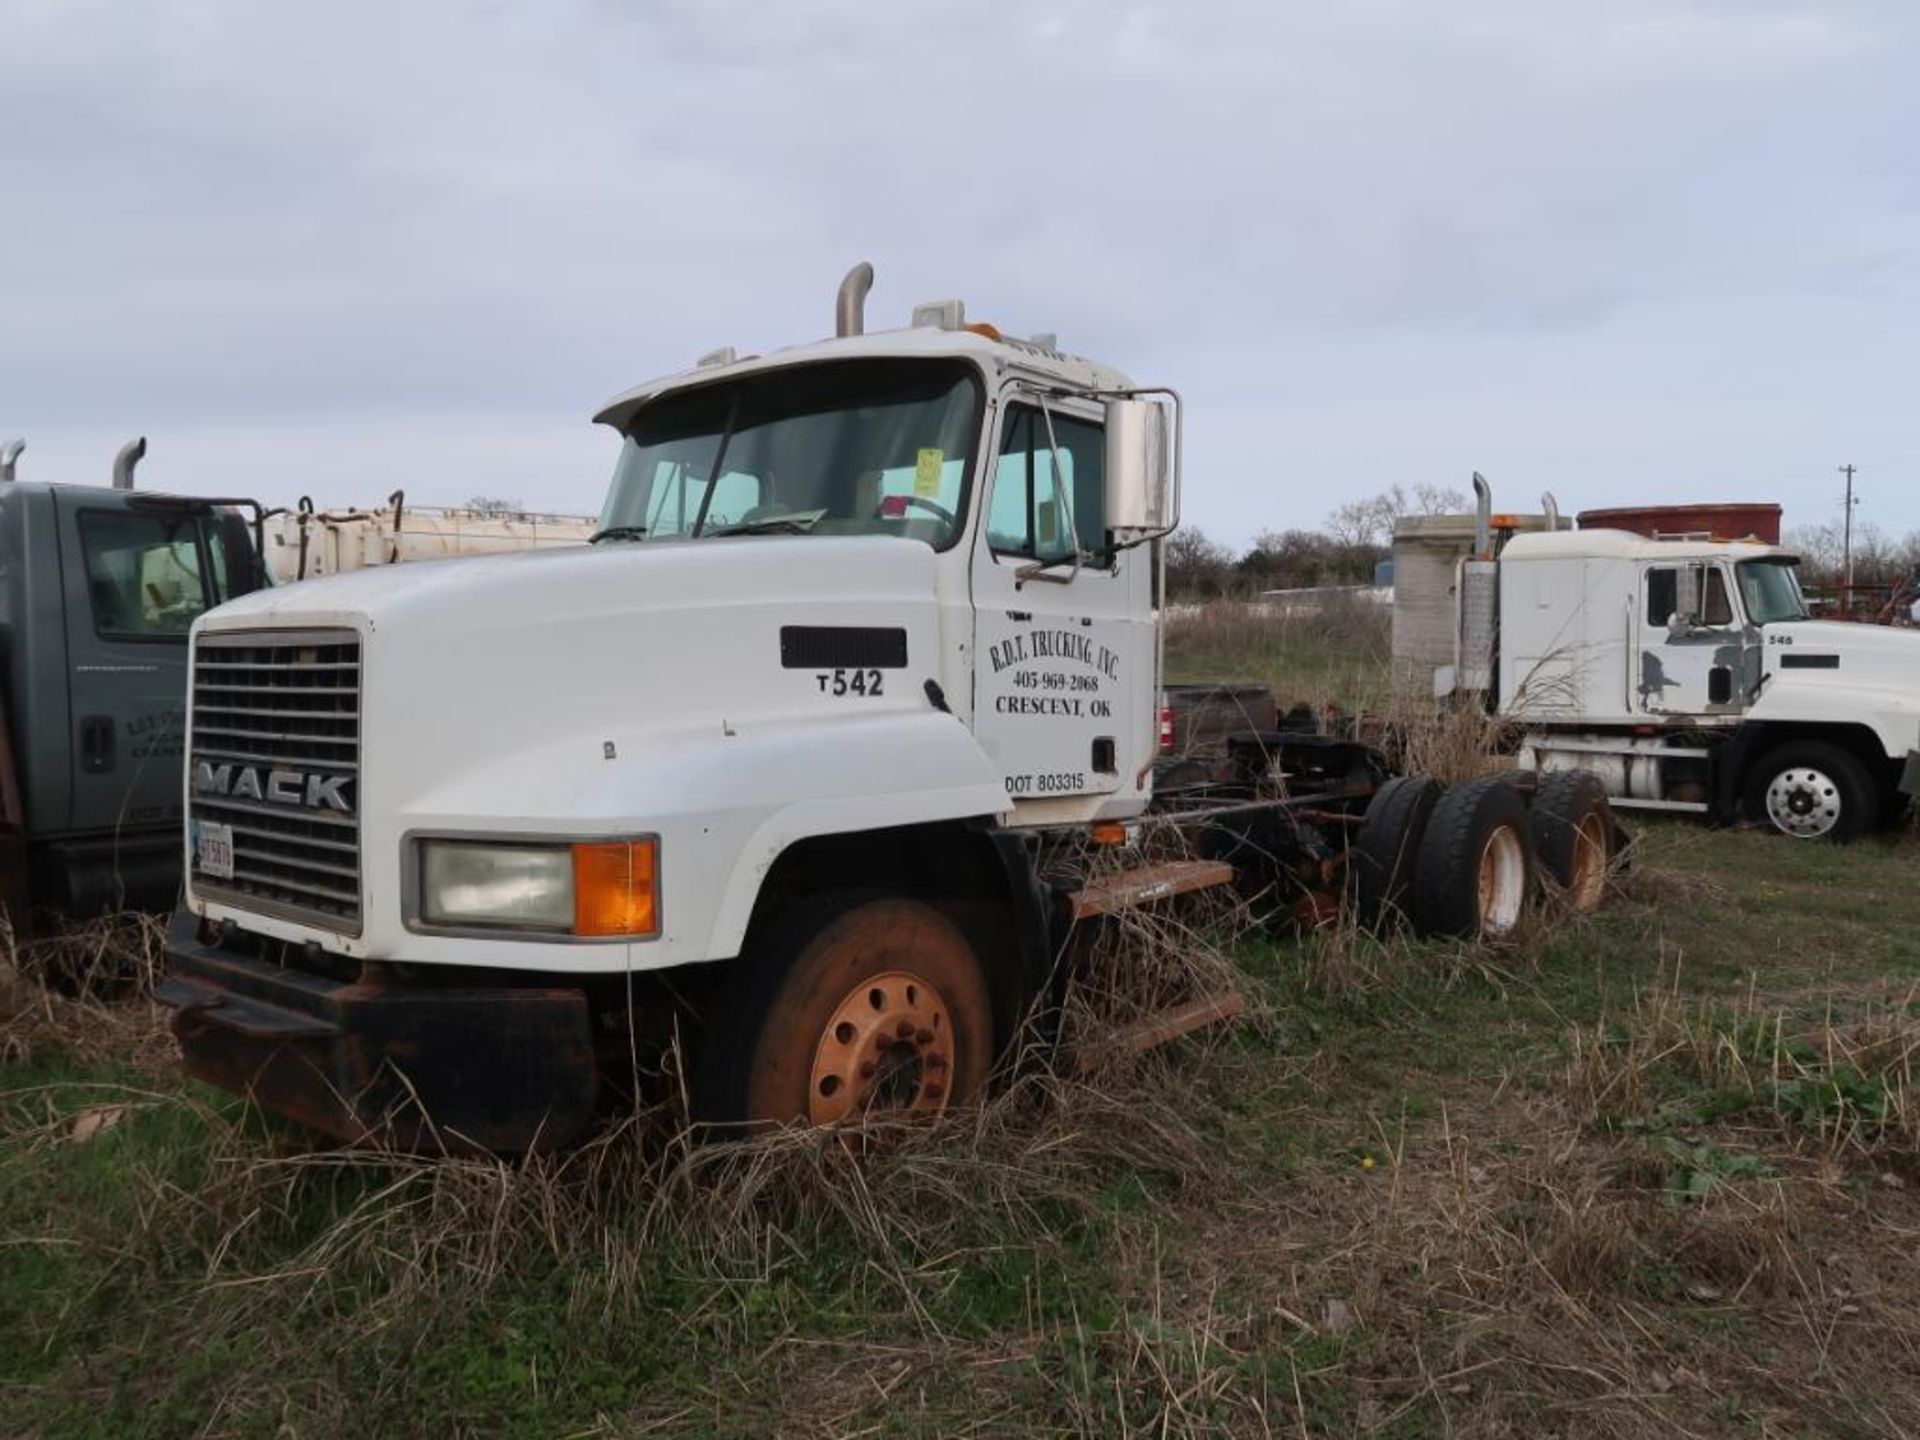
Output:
[[695, 347, 737, 369], [910, 299, 966, 331]]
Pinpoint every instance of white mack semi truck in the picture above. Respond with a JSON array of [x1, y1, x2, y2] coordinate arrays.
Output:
[[1407, 478, 1920, 843], [158, 267, 1620, 1151]]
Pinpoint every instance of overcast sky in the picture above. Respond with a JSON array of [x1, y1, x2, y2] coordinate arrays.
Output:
[[3, 0, 1915, 548]]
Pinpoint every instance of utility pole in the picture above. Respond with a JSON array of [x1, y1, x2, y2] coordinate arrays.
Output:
[[1840, 463, 1858, 592]]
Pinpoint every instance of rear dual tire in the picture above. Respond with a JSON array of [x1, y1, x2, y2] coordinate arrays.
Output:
[[1528, 770, 1615, 913], [1353, 777, 1442, 932], [1413, 776, 1535, 941]]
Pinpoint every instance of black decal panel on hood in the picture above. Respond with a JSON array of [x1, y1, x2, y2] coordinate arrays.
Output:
[[780, 626, 909, 670]]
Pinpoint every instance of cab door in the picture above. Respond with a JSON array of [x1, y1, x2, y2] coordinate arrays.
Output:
[[53, 497, 229, 838], [1637, 561, 1745, 716], [970, 396, 1152, 814]]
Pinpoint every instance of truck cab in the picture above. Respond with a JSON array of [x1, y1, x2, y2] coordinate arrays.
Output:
[[160, 270, 1191, 1147], [1494, 527, 1920, 839], [0, 480, 262, 922]]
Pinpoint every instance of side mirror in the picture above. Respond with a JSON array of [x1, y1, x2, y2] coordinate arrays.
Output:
[[1665, 562, 1708, 637], [1104, 397, 1177, 545]]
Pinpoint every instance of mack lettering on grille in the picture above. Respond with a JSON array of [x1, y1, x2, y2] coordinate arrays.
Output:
[[193, 761, 352, 813]]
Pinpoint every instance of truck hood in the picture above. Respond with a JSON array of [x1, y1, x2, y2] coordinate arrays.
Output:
[[193, 533, 964, 811], [1761, 619, 1920, 694]]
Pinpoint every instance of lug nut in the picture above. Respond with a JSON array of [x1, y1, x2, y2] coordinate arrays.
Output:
[[895, 1019, 914, 1039], [915, 1028, 933, 1045], [858, 1060, 878, 1079], [925, 1054, 947, 1071]]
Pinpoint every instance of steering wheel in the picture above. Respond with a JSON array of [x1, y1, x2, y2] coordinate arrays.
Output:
[[876, 493, 955, 526]]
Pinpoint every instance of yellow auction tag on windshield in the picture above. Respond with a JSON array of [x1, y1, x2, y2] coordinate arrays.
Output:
[[914, 448, 943, 497]]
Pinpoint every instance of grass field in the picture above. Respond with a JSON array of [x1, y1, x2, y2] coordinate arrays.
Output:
[[1165, 598, 1394, 712], [5, 613, 1920, 1438]]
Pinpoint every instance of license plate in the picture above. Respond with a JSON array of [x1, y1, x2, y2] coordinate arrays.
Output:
[[195, 821, 235, 881]]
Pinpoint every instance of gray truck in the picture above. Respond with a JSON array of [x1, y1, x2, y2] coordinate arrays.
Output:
[[1, 450, 263, 930]]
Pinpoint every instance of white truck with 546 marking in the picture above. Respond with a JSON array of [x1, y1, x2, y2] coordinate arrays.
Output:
[[1410, 478, 1920, 843]]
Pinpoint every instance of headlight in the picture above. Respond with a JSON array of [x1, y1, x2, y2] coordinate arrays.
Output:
[[414, 838, 658, 938]]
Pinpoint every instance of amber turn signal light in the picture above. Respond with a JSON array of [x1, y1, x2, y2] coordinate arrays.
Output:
[[571, 839, 659, 937]]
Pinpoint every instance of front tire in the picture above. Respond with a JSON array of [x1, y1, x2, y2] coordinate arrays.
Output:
[[1744, 741, 1879, 843], [693, 894, 994, 1128]]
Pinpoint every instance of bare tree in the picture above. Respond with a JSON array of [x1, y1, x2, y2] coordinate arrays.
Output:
[[1325, 483, 1470, 551], [1325, 488, 1404, 550], [1787, 520, 1911, 591], [1411, 482, 1469, 515], [1784, 522, 1843, 583], [1163, 527, 1236, 599]]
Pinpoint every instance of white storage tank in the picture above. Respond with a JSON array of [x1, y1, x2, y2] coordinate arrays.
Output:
[[262, 500, 598, 584]]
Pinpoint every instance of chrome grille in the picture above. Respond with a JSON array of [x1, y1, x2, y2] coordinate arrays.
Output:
[[189, 629, 362, 932]]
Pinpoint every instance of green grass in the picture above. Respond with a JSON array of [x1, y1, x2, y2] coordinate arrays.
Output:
[[1165, 598, 1393, 710], [8, 822, 1920, 1437]]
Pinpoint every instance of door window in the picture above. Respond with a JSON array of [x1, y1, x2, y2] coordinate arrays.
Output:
[[1703, 568, 1733, 625], [1645, 567, 1678, 626], [78, 510, 220, 639], [988, 405, 1107, 566], [1646, 564, 1734, 627], [203, 512, 262, 602]]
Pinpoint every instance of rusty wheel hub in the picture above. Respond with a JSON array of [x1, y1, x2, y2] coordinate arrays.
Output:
[[1475, 825, 1526, 937], [1569, 813, 1609, 911], [808, 971, 955, 1125]]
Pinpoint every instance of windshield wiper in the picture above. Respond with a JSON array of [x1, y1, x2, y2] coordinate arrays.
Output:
[[589, 525, 649, 544], [710, 515, 822, 537]]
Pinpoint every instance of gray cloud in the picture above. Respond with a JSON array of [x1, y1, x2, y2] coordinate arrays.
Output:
[[2, 0, 1915, 543]]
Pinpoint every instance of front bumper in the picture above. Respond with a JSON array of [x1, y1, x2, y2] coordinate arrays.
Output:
[[155, 910, 599, 1154]]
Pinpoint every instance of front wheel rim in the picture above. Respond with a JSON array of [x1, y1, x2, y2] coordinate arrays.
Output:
[[1476, 826, 1527, 936], [807, 970, 955, 1125], [1765, 767, 1842, 839]]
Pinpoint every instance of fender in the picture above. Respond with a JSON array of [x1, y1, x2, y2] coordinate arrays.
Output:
[[703, 711, 1008, 960], [1746, 686, 1920, 764]]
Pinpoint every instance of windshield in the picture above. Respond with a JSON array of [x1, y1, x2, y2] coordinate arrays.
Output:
[[598, 359, 981, 548], [1736, 559, 1809, 625]]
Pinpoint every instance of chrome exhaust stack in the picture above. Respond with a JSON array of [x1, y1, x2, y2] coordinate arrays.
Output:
[[835, 261, 874, 338], [1472, 471, 1492, 555], [0, 438, 22, 482], [113, 436, 148, 490]]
